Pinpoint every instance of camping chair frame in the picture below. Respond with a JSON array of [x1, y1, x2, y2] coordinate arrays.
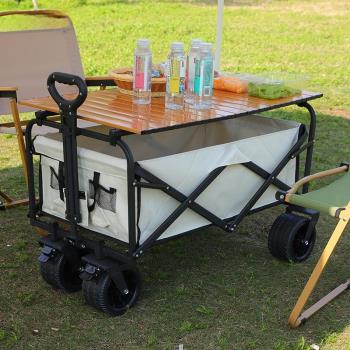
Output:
[[277, 164, 350, 327], [0, 87, 29, 209], [0, 78, 115, 210], [23, 73, 321, 315], [0, 10, 116, 210]]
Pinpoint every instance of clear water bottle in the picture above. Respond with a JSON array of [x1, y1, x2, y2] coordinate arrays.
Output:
[[165, 42, 186, 110], [194, 42, 214, 110], [185, 39, 201, 104], [133, 39, 152, 105]]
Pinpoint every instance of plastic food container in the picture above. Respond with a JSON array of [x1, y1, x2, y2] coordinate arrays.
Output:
[[213, 73, 248, 93], [244, 73, 307, 99]]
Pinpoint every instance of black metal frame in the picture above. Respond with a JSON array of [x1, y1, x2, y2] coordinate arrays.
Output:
[[25, 72, 321, 265]]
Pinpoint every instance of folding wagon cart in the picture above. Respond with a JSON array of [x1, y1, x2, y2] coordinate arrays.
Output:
[[21, 72, 322, 315]]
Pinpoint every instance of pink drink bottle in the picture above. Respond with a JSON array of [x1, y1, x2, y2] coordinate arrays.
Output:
[[133, 39, 152, 105]]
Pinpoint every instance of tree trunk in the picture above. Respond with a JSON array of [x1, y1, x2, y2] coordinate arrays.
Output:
[[32, 0, 39, 9]]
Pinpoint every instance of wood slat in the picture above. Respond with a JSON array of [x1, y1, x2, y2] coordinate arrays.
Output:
[[19, 89, 322, 134]]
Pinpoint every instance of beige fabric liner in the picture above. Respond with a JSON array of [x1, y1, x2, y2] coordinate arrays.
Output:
[[43, 115, 297, 162]]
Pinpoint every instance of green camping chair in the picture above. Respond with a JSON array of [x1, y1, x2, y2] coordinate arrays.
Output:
[[277, 163, 350, 327]]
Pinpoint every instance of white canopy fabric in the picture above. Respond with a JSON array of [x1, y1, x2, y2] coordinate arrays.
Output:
[[215, 0, 224, 71]]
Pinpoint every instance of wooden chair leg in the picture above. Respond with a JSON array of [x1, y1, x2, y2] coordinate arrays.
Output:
[[0, 190, 13, 203], [0, 99, 30, 211], [294, 279, 350, 323], [2, 198, 29, 209], [1, 99, 45, 238], [288, 213, 350, 328], [9, 98, 29, 185], [36, 228, 48, 236], [1, 190, 28, 210], [0, 197, 46, 236]]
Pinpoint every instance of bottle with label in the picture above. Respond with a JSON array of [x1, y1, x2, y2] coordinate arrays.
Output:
[[185, 39, 201, 104], [165, 42, 186, 110], [194, 42, 214, 110], [133, 39, 152, 105]]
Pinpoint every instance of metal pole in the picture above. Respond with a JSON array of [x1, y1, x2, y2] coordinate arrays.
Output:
[[298, 102, 317, 194], [214, 0, 224, 71]]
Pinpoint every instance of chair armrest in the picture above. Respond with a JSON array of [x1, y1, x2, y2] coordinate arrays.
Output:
[[0, 10, 68, 19], [85, 76, 113, 81], [288, 165, 349, 195], [0, 87, 18, 99], [85, 76, 116, 87], [0, 87, 17, 92], [0, 121, 18, 128], [0, 116, 60, 129], [0, 119, 34, 129]]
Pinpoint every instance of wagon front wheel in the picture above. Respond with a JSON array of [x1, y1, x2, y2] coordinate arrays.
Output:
[[39, 252, 82, 292], [268, 213, 316, 263], [82, 266, 141, 316]]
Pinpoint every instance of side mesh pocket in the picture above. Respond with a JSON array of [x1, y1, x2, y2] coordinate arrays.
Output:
[[96, 187, 117, 213], [89, 172, 117, 213]]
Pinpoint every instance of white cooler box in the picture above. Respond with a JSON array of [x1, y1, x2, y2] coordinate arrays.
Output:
[[33, 115, 300, 244]]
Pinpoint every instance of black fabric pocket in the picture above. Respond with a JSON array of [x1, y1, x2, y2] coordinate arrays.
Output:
[[49, 162, 65, 201]]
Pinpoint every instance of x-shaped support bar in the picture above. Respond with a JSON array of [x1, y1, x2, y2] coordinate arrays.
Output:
[[133, 160, 292, 257], [133, 165, 226, 256]]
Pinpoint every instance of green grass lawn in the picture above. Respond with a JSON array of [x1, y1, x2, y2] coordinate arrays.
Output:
[[0, 0, 350, 349]]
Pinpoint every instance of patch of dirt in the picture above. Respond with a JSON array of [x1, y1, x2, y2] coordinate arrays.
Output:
[[270, 0, 350, 17], [322, 108, 350, 119]]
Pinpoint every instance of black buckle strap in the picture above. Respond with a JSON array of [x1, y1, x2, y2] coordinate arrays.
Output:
[[88, 172, 100, 212], [50, 162, 65, 201], [136, 175, 142, 244], [58, 162, 65, 201]]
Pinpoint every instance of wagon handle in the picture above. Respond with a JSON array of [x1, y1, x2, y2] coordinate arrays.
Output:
[[47, 72, 87, 112]]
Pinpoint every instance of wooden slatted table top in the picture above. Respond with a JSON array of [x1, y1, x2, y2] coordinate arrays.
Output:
[[19, 88, 323, 134]]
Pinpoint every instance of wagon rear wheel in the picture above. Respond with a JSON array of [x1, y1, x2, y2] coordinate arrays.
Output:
[[82, 266, 141, 316], [268, 213, 316, 263]]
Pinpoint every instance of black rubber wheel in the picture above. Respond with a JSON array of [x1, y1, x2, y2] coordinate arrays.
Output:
[[82, 266, 141, 316], [40, 252, 82, 293], [268, 213, 316, 263]]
